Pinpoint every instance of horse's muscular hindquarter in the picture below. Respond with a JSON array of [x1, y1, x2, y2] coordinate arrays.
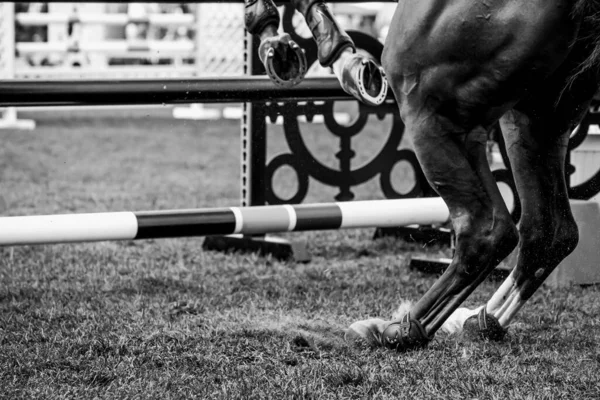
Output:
[[347, 0, 600, 350], [383, 0, 579, 126]]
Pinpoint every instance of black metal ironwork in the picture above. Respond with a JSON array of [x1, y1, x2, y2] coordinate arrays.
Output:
[[253, 5, 432, 205], [263, 99, 428, 203], [240, 29, 268, 208]]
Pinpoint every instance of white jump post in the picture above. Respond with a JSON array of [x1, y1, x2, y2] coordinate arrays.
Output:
[[2, 3, 246, 120], [172, 3, 219, 120], [8, 5, 244, 79], [172, 3, 245, 121], [13, 5, 200, 79], [0, 2, 35, 130]]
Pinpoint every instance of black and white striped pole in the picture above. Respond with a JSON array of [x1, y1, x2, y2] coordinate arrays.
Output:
[[0, 198, 449, 249]]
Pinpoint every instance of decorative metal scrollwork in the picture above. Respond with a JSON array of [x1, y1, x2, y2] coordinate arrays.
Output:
[[263, 6, 429, 205], [264, 99, 418, 203]]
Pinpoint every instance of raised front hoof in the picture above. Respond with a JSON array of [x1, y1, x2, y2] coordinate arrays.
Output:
[[339, 54, 388, 106], [258, 33, 307, 88], [381, 313, 431, 352], [462, 307, 507, 342]]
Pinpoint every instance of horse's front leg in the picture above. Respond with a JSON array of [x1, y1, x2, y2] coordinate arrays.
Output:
[[349, 112, 519, 349], [292, 0, 388, 106], [245, 0, 307, 87]]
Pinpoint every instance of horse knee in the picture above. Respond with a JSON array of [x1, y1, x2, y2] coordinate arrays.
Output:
[[244, 0, 280, 35], [454, 215, 519, 276]]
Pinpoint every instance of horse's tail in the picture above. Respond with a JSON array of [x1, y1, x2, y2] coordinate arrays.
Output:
[[571, 1, 600, 80]]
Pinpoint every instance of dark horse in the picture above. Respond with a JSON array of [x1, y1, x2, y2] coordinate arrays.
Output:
[[345, 0, 600, 350], [244, 0, 388, 106]]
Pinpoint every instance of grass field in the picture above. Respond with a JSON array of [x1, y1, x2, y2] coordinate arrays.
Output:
[[1, 108, 600, 399]]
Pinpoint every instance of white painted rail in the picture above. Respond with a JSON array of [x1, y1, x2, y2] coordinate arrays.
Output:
[[16, 40, 195, 55], [16, 13, 196, 27]]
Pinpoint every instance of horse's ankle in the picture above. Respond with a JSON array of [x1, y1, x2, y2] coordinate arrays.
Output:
[[258, 24, 279, 43], [301, 2, 354, 67], [244, 0, 280, 36]]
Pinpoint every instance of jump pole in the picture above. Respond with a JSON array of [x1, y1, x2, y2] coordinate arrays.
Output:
[[0, 198, 449, 252]]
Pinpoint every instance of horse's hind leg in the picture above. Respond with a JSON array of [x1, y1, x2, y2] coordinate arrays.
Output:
[[469, 66, 600, 335], [292, 0, 388, 106], [348, 92, 521, 349], [245, 0, 307, 87]]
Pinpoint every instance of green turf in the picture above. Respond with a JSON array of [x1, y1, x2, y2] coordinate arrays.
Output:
[[1, 110, 599, 399]]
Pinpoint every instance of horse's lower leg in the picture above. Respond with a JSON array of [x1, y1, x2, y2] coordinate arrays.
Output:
[[404, 120, 519, 335], [486, 116, 577, 326], [292, 0, 388, 106], [245, 0, 307, 87], [351, 112, 519, 349], [348, 116, 519, 349], [478, 107, 596, 333]]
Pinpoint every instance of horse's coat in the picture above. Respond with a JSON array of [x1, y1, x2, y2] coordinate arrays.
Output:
[[349, 0, 600, 349]]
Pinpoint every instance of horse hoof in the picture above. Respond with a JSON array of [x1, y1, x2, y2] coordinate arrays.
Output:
[[259, 33, 307, 88], [381, 313, 431, 352], [346, 318, 388, 346], [339, 54, 388, 106], [462, 307, 507, 341]]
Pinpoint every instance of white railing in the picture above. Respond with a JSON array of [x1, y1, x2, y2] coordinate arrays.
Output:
[[16, 40, 196, 55], [16, 13, 196, 27], [0, 2, 246, 127]]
